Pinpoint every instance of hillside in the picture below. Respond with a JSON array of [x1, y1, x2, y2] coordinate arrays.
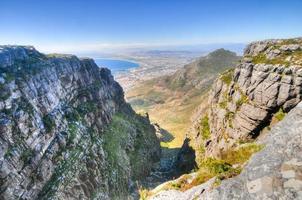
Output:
[[148, 38, 302, 199], [0, 46, 160, 199], [126, 49, 241, 147]]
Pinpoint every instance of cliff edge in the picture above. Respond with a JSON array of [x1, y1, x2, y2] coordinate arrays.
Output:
[[0, 46, 160, 199]]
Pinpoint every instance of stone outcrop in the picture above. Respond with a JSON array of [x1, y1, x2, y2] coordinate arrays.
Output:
[[153, 38, 302, 200], [189, 38, 302, 159], [0, 46, 160, 199], [151, 101, 302, 199]]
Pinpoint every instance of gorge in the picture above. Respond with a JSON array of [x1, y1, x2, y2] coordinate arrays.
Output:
[[1, 37, 302, 200]]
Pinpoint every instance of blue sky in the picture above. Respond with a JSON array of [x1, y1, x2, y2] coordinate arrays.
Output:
[[1, 0, 302, 53]]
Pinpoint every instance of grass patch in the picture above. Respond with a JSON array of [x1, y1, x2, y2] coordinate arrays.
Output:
[[199, 115, 211, 140], [166, 157, 239, 191], [221, 143, 264, 165], [274, 108, 286, 121], [219, 101, 227, 109], [220, 69, 234, 86], [165, 143, 264, 192], [251, 50, 302, 67], [138, 187, 152, 200], [235, 94, 249, 108]]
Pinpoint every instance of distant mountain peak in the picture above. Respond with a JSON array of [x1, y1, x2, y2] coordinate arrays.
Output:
[[207, 48, 237, 58]]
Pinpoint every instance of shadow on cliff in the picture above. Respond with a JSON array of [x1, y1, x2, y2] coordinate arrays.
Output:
[[174, 138, 197, 175], [153, 123, 175, 143]]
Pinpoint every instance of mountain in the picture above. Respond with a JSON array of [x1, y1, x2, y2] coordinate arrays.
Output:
[[0, 46, 160, 199], [126, 49, 241, 147], [148, 38, 302, 199]]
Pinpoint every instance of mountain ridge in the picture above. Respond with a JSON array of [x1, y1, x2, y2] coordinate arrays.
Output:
[[147, 37, 302, 199], [126, 48, 241, 147]]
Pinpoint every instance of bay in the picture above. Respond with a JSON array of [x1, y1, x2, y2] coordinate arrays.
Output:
[[94, 58, 139, 74]]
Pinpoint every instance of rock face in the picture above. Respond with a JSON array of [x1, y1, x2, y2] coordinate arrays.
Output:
[[0, 46, 160, 199], [151, 101, 302, 199], [188, 38, 302, 159], [155, 38, 302, 199]]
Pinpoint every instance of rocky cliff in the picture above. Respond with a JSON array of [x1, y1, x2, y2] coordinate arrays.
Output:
[[149, 38, 302, 199], [191, 38, 302, 160], [0, 46, 160, 200], [151, 101, 302, 199]]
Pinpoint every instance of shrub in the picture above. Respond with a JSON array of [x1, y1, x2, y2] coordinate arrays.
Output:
[[20, 148, 34, 165], [67, 123, 78, 144], [200, 157, 232, 174], [274, 108, 285, 121], [43, 115, 55, 132]]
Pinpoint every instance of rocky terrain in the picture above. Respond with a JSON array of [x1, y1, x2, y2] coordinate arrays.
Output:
[[146, 38, 302, 199], [1, 38, 301, 200], [151, 101, 302, 199], [196, 38, 302, 160], [0, 46, 161, 200]]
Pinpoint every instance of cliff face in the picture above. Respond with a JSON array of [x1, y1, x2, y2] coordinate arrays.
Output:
[[150, 38, 302, 199], [0, 46, 160, 199], [191, 38, 302, 159], [152, 102, 302, 199]]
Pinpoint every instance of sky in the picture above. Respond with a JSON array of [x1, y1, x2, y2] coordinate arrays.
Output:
[[0, 0, 302, 54]]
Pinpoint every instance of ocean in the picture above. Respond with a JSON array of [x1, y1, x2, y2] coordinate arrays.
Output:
[[94, 58, 139, 74]]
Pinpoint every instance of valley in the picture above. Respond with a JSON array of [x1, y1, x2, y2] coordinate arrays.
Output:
[[125, 49, 241, 147], [2, 1, 302, 200], [1, 38, 302, 200]]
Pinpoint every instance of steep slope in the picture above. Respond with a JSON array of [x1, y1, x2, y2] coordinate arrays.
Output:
[[151, 102, 302, 199], [148, 38, 302, 199], [126, 49, 241, 147], [0, 46, 160, 200], [192, 38, 302, 161]]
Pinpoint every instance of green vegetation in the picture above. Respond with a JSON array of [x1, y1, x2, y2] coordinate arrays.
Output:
[[199, 115, 211, 140], [251, 50, 302, 66], [103, 114, 130, 166], [39, 145, 84, 199], [103, 112, 155, 183], [221, 143, 264, 165], [77, 101, 97, 115], [165, 157, 240, 191], [280, 39, 301, 45], [67, 123, 78, 144], [236, 93, 249, 108], [164, 142, 264, 192], [219, 101, 227, 109], [42, 114, 55, 132], [127, 50, 240, 147], [220, 69, 234, 86], [219, 91, 232, 109], [20, 148, 34, 165], [65, 110, 81, 122], [274, 108, 286, 121], [138, 187, 152, 200], [4, 146, 15, 159]]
